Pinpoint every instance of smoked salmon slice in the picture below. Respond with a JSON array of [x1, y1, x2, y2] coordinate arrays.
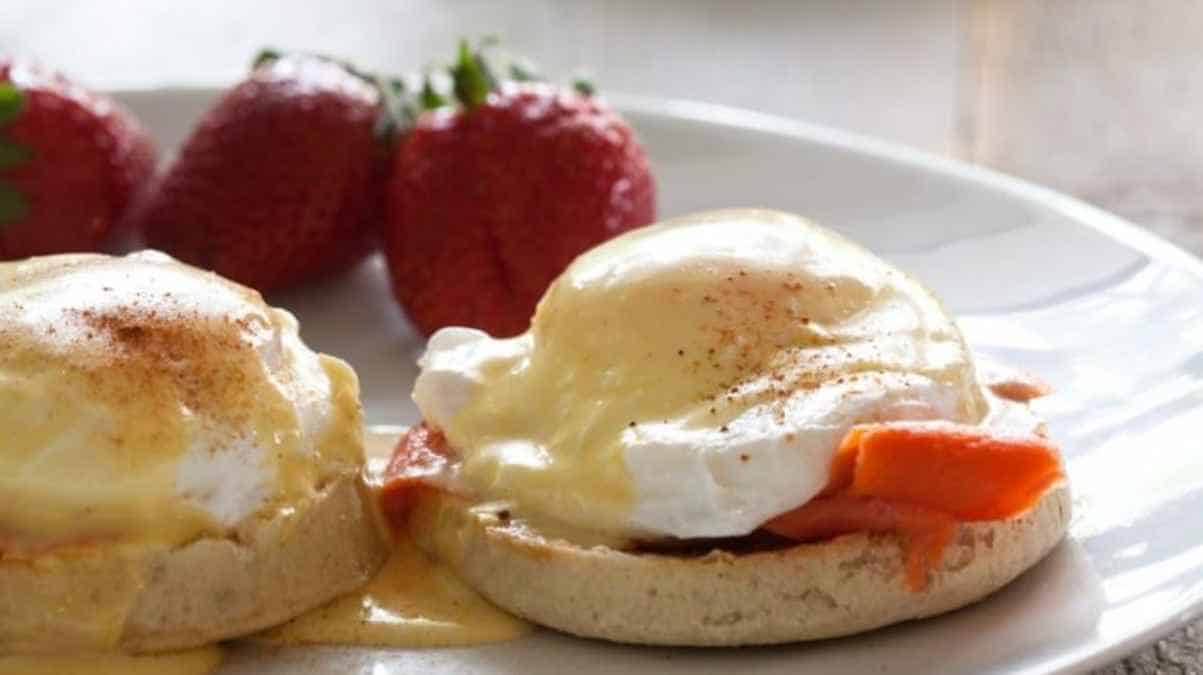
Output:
[[842, 422, 1063, 521], [768, 421, 1064, 591], [379, 424, 453, 524]]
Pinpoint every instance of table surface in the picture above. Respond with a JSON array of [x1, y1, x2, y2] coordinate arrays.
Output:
[[3, 1, 1200, 672]]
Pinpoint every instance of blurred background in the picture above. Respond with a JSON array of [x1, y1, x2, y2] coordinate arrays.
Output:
[[2, 1, 1199, 670], [0, 0, 964, 153], [3, 0, 1198, 254]]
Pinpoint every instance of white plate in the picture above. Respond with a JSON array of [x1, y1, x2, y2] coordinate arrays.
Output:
[[114, 87, 1203, 675]]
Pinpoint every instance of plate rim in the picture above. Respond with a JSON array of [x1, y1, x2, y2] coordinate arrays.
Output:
[[111, 85, 1203, 674]]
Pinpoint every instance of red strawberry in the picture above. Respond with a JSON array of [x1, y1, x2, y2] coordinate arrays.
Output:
[[133, 51, 393, 291], [383, 42, 656, 337], [0, 58, 157, 260]]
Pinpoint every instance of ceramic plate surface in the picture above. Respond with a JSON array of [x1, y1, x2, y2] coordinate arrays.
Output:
[[113, 87, 1203, 675]]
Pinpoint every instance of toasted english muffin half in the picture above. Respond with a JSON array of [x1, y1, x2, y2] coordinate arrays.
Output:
[[0, 473, 389, 654], [407, 482, 1070, 646]]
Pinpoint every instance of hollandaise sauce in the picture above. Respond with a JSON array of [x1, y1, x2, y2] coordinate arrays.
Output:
[[411, 209, 988, 540], [252, 428, 530, 648], [254, 536, 529, 648], [0, 646, 223, 675]]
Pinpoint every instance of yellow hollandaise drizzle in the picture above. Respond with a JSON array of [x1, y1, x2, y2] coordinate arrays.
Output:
[[0, 646, 223, 675], [254, 536, 529, 648], [252, 428, 530, 648], [417, 209, 987, 537]]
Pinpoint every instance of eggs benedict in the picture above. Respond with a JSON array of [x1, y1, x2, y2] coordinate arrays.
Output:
[[382, 209, 1070, 645], [0, 251, 389, 657]]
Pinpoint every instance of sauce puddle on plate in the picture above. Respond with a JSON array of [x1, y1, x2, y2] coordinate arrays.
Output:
[[252, 427, 531, 648], [0, 646, 223, 675]]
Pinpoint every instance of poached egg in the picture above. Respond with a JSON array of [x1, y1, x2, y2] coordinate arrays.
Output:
[[414, 209, 990, 540], [0, 251, 363, 555]]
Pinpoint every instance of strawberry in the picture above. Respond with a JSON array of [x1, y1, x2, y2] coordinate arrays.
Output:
[[133, 51, 396, 291], [383, 42, 656, 337], [0, 58, 156, 260]]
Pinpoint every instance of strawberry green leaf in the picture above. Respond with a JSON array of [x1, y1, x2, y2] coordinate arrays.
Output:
[[0, 139, 31, 169], [375, 75, 420, 141], [509, 62, 539, 82], [252, 47, 382, 86], [0, 181, 27, 226], [0, 84, 24, 124], [451, 39, 496, 110], [420, 79, 447, 110], [252, 48, 282, 68], [249, 48, 421, 142], [572, 79, 595, 96]]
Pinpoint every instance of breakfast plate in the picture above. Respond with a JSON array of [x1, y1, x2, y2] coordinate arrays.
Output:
[[114, 87, 1203, 675]]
